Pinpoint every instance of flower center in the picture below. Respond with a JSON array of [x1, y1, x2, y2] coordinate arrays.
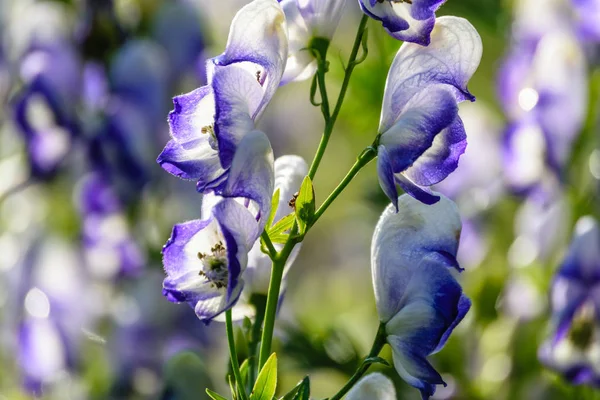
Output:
[[198, 241, 228, 289], [201, 124, 219, 151], [568, 304, 596, 351]]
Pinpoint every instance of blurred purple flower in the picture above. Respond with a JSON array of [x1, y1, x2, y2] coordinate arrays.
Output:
[[358, 0, 446, 45], [539, 216, 600, 386], [371, 193, 470, 399], [15, 238, 96, 395], [77, 171, 145, 279], [13, 41, 82, 179], [375, 17, 481, 207], [498, 2, 588, 191], [151, 2, 206, 82], [572, 0, 600, 42]]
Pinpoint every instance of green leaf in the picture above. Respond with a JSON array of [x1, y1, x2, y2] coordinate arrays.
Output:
[[228, 374, 238, 400], [250, 353, 277, 400], [294, 176, 315, 234], [279, 377, 310, 400], [364, 356, 390, 367], [268, 213, 295, 239], [266, 189, 281, 228], [207, 389, 229, 400], [240, 358, 250, 389]]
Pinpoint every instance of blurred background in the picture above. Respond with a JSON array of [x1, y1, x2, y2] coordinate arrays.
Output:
[[0, 0, 598, 399]]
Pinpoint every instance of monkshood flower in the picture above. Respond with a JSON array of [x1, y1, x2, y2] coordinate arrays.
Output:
[[372, 193, 470, 399], [375, 17, 482, 207], [13, 41, 81, 179], [158, 0, 287, 193], [539, 216, 600, 386], [15, 238, 95, 395], [359, 0, 447, 45], [346, 373, 397, 400], [77, 170, 145, 279], [162, 131, 274, 322], [279, 0, 346, 84]]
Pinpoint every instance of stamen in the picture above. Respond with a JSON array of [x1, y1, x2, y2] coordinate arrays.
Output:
[[197, 241, 228, 289], [256, 71, 262, 83]]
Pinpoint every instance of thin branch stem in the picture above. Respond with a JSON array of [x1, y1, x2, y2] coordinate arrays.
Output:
[[226, 310, 249, 400], [247, 294, 268, 390], [312, 146, 377, 226], [328, 323, 388, 400], [257, 230, 299, 370], [261, 230, 278, 259], [307, 14, 370, 180]]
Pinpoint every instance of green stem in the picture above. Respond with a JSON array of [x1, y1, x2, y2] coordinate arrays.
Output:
[[261, 230, 278, 259], [248, 294, 268, 390], [257, 232, 299, 370], [328, 323, 388, 400], [226, 310, 249, 400], [307, 14, 370, 180], [312, 146, 377, 225]]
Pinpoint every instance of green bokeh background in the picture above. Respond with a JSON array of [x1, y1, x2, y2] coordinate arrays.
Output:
[[0, 0, 599, 399]]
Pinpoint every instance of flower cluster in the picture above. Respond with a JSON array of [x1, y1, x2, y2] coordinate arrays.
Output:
[[157, 1, 482, 399]]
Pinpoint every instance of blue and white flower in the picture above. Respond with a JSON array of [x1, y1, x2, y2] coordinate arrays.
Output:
[[279, 0, 346, 84], [359, 0, 447, 45], [162, 131, 275, 322], [539, 216, 600, 386], [158, 0, 287, 194], [371, 193, 471, 399], [375, 17, 482, 207]]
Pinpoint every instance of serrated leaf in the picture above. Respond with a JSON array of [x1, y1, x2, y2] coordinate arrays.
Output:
[[266, 189, 281, 228], [207, 389, 229, 400], [364, 356, 390, 367], [294, 176, 315, 234], [268, 213, 295, 237], [250, 354, 277, 400], [279, 377, 310, 400]]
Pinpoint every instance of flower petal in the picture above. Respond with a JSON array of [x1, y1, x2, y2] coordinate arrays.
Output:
[[212, 64, 264, 168], [371, 193, 461, 322], [213, 198, 261, 298], [385, 253, 470, 398], [162, 218, 219, 281], [395, 174, 441, 205], [280, 0, 316, 85], [168, 86, 215, 143], [359, 0, 445, 45], [273, 155, 308, 222], [157, 138, 226, 184], [210, 0, 287, 119], [379, 16, 482, 133], [379, 85, 458, 174], [217, 131, 275, 232], [346, 373, 397, 400], [403, 115, 467, 186], [377, 145, 400, 211]]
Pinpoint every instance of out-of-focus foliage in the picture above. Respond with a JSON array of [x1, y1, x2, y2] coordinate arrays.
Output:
[[0, 0, 598, 399]]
